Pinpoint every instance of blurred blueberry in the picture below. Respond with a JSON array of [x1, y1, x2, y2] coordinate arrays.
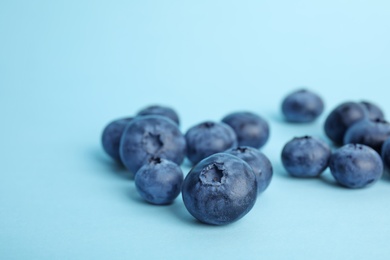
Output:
[[101, 117, 133, 162], [182, 153, 257, 225], [324, 101, 368, 145], [360, 101, 385, 121], [137, 105, 180, 125], [344, 118, 390, 153], [185, 121, 237, 165], [281, 136, 331, 177], [330, 144, 383, 188], [381, 138, 390, 170], [135, 157, 183, 205], [281, 89, 324, 123], [222, 112, 269, 149], [225, 146, 273, 193], [120, 115, 186, 176]]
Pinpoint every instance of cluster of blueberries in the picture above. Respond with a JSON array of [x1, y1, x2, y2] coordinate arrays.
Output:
[[281, 89, 390, 190], [101, 90, 390, 225], [102, 106, 272, 225]]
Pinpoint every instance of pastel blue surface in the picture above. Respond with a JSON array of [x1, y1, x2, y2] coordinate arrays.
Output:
[[1, 1, 390, 259]]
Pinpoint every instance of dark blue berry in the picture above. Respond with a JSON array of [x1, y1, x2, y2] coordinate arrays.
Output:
[[222, 112, 269, 149], [185, 121, 237, 165], [225, 146, 273, 193], [281, 136, 331, 177], [135, 157, 183, 205], [324, 102, 368, 145], [344, 118, 390, 153], [120, 115, 186, 176], [182, 153, 257, 225], [360, 101, 385, 121], [137, 105, 180, 125], [329, 144, 383, 188], [281, 89, 324, 123], [381, 138, 390, 170], [101, 117, 133, 162]]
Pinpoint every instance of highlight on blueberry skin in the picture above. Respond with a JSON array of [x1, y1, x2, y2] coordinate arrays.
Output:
[[120, 115, 186, 176], [101, 117, 133, 162], [181, 153, 257, 225], [281, 89, 324, 123], [135, 157, 183, 205], [324, 101, 368, 145], [222, 112, 270, 149], [329, 144, 383, 189], [281, 136, 331, 178], [360, 101, 385, 121], [381, 138, 390, 170], [185, 121, 237, 165], [343, 118, 390, 153], [225, 146, 273, 193], [137, 105, 180, 125]]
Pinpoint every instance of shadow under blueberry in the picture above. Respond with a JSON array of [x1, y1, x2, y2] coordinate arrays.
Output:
[[88, 146, 134, 180]]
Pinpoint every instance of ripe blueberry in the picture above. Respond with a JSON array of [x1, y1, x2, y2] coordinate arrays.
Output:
[[281, 136, 331, 177], [185, 121, 237, 165], [381, 138, 390, 170], [182, 153, 257, 225], [135, 157, 183, 205], [137, 105, 180, 125], [329, 144, 383, 188], [222, 112, 269, 149], [360, 101, 385, 121]]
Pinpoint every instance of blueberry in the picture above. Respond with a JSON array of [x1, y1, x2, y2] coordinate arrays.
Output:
[[324, 102, 368, 145], [222, 112, 269, 149], [101, 117, 133, 162], [185, 121, 237, 165], [281, 136, 331, 177], [135, 157, 183, 205], [344, 118, 390, 153], [381, 138, 390, 170], [281, 89, 324, 123], [120, 115, 186, 176], [137, 105, 180, 125], [225, 146, 273, 193], [181, 153, 257, 225], [329, 144, 383, 188], [360, 101, 385, 121]]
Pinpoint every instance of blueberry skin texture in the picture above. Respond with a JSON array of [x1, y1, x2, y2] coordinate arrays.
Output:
[[381, 138, 390, 170], [360, 101, 385, 121], [120, 115, 186, 176], [137, 105, 180, 125], [182, 153, 257, 225], [281, 136, 331, 177], [225, 146, 273, 193], [329, 144, 383, 188], [344, 119, 390, 153], [101, 117, 133, 162], [185, 121, 237, 165], [221, 112, 269, 149], [135, 158, 183, 205], [324, 102, 368, 145], [281, 89, 324, 123]]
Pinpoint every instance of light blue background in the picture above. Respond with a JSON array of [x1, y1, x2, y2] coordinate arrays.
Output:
[[1, 1, 390, 259]]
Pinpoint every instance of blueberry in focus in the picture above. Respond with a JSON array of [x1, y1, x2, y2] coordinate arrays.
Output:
[[360, 101, 385, 121], [135, 157, 183, 205], [120, 115, 186, 176], [101, 117, 133, 162], [324, 101, 368, 145], [329, 144, 383, 188], [225, 146, 273, 193], [137, 105, 180, 125], [281, 89, 324, 123], [281, 136, 331, 178], [381, 138, 390, 170], [222, 112, 269, 149], [185, 121, 237, 165], [343, 118, 390, 153], [182, 153, 257, 225]]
